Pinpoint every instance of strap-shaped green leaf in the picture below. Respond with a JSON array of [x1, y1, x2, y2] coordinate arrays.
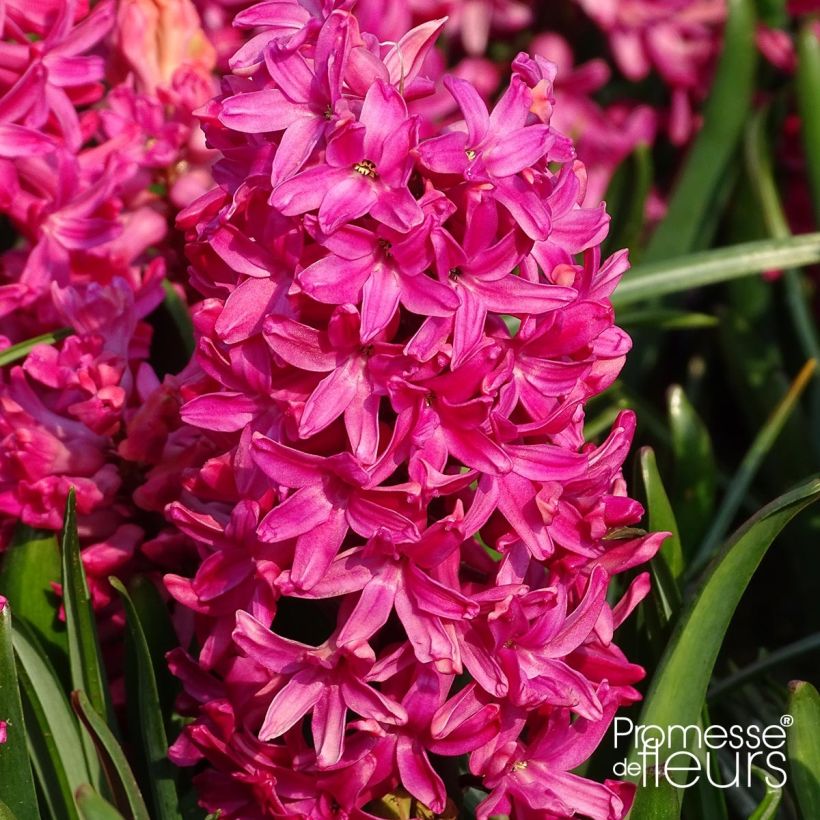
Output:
[[786, 680, 820, 820], [797, 22, 820, 227], [126, 577, 179, 733], [0, 602, 38, 820], [13, 619, 97, 818], [0, 525, 67, 682], [616, 309, 718, 330], [110, 578, 182, 820], [627, 477, 820, 818], [667, 386, 716, 555], [614, 233, 820, 306], [75, 785, 126, 820], [71, 691, 150, 820], [640, 447, 684, 588], [0, 800, 17, 820], [60, 490, 115, 729]]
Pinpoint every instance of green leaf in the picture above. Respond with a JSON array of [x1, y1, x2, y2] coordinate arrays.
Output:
[[640, 447, 685, 586], [786, 680, 820, 820], [626, 478, 820, 817], [0, 328, 73, 367], [13, 619, 96, 819], [126, 576, 178, 732], [667, 386, 717, 555], [613, 233, 820, 306], [110, 578, 181, 820], [690, 359, 817, 576], [0, 602, 38, 820], [682, 708, 728, 820], [628, 778, 682, 820], [71, 691, 150, 820], [616, 309, 718, 330], [797, 22, 820, 227], [638, 448, 683, 657], [747, 765, 783, 820], [641, 0, 757, 261], [75, 786, 125, 820], [0, 800, 17, 820], [162, 281, 194, 358], [60, 490, 115, 730], [0, 525, 68, 682]]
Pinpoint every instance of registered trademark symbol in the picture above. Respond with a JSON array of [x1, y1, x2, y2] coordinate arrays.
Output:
[[781, 714, 794, 727]]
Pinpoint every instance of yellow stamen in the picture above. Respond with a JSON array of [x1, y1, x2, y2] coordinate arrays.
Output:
[[353, 159, 378, 178]]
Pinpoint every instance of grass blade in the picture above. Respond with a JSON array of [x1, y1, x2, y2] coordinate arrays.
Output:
[[61, 490, 115, 729], [13, 620, 96, 818], [0, 525, 68, 684], [641, 0, 757, 261], [0, 328, 73, 368], [786, 680, 820, 819], [75, 786, 125, 820], [0, 601, 38, 820], [613, 233, 820, 306], [71, 691, 150, 820], [110, 578, 181, 820], [690, 359, 817, 576], [626, 477, 820, 815]]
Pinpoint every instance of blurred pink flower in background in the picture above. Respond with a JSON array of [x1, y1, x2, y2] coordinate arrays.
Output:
[[575, 0, 726, 143]]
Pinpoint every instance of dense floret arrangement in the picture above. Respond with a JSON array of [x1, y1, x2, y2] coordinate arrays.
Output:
[[162, 3, 666, 815]]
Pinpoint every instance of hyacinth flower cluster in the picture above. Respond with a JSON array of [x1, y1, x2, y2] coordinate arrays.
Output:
[[182, 0, 718, 215], [0, 0, 217, 636], [166, 2, 667, 816]]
